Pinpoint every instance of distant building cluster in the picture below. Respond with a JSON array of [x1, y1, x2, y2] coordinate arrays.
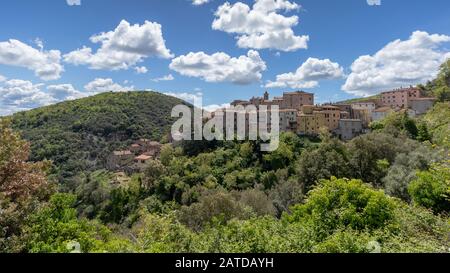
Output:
[[107, 139, 162, 172], [215, 86, 436, 141]]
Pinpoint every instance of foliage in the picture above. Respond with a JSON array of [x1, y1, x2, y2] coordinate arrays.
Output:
[[369, 111, 418, 139], [22, 193, 111, 253], [296, 137, 350, 190], [409, 162, 450, 214], [420, 59, 450, 102], [383, 144, 443, 201], [10, 91, 187, 180], [285, 178, 397, 238], [347, 132, 417, 185], [423, 102, 450, 148], [0, 119, 53, 252]]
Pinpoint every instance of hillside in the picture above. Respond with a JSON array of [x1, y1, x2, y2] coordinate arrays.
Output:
[[423, 102, 450, 148], [336, 94, 381, 104], [10, 91, 188, 180]]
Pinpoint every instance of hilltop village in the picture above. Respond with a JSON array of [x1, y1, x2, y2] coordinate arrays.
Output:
[[219, 87, 436, 141], [108, 86, 436, 172]]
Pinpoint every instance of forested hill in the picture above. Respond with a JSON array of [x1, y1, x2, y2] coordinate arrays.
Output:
[[9, 91, 188, 179]]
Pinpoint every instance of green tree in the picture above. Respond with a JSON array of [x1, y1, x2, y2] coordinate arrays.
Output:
[[296, 138, 350, 190], [285, 178, 397, 240], [22, 193, 111, 253], [409, 163, 450, 214], [0, 119, 53, 252]]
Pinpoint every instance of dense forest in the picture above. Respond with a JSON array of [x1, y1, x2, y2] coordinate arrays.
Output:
[[0, 61, 449, 253], [9, 92, 187, 182]]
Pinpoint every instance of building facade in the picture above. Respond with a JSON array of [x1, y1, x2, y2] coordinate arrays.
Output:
[[335, 119, 363, 141], [381, 87, 421, 109], [409, 98, 436, 115]]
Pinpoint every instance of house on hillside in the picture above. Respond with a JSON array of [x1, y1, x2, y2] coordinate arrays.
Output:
[[372, 107, 394, 122], [107, 150, 134, 171], [335, 119, 363, 141], [409, 98, 436, 115]]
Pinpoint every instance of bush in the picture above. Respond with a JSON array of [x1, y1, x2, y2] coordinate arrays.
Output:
[[409, 163, 450, 214], [285, 178, 397, 239]]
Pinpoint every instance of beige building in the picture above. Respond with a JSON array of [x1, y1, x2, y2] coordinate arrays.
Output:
[[321, 105, 341, 131], [230, 91, 314, 111], [297, 105, 327, 135]]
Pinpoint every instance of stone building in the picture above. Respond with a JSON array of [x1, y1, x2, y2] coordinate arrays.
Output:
[[381, 86, 421, 109], [134, 154, 152, 171], [297, 105, 326, 135], [107, 150, 134, 171], [335, 119, 363, 141], [409, 98, 436, 115], [279, 109, 298, 132], [372, 107, 394, 122], [281, 91, 314, 110]]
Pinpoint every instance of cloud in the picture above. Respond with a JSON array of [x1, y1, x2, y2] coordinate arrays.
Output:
[[342, 31, 450, 97], [151, 74, 175, 82], [0, 39, 64, 81], [367, 0, 381, 6], [0, 77, 135, 116], [266, 57, 344, 89], [164, 91, 203, 104], [203, 103, 231, 112], [64, 20, 173, 70], [135, 66, 148, 74], [67, 0, 81, 6], [192, 0, 210, 5], [169, 50, 266, 84], [46, 84, 87, 101], [84, 78, 134, 93], [0, 79, 56, 115], [212, 0, 309, 52], [0, 74, 6, 82]]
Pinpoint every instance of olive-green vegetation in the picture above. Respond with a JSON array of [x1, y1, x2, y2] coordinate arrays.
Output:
[[2, 116, 449, 253], [1, 61, 450, 253], [335, 95, 381, 105], [9, 91, 188, 181]]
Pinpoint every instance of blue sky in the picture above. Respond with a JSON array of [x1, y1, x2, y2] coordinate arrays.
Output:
[[0, 0, 449, 115]]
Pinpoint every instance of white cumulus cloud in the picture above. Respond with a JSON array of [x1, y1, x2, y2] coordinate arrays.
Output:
[[66, 0, 81, 6], [152, 74, 175, 82], [212, 0, 309, 52], [164, 91, 203, 104], [64, 20, 173, 71], [46, 84, 87, 101], [367, 0, 381, 6], [0, 79, 56, 115], [84, 78, 134, 93], [135, 66, 148, 74], [0, 39, 64, 81], [169, 50, 266, 84], [266, 57, 344, 89], [192, 0, 210, 5], [342, 31, 450, 97]]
